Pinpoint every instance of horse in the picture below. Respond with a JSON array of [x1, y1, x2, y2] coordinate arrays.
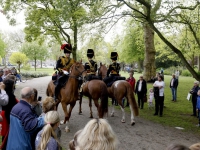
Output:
[[46, 62, 87, 132], [98, 64, 139, 125], [79, 79, 108, 118]]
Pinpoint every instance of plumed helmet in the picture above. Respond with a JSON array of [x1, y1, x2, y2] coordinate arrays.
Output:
[[61, 43, 72, 53], [110, 52, 118, 60], [87, 49, 94, 58]]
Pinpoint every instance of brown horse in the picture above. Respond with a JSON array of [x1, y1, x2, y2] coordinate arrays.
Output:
[[79, 79, 108, 118], [98, 64, 139, 125], [46, 62, 87, 132]]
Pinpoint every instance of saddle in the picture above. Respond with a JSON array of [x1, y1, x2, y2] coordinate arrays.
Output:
[[86, 75, 102, 81], [104, 76, 126, 87]]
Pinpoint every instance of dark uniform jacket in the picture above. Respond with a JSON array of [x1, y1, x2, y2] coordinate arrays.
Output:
[[107, 62, 120, 77], [56, 56, 75, 72], [84, 60, 97, 75]]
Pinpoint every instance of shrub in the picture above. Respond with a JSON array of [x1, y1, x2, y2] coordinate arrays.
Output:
[[181, 70, 192, 77], [22, 63, 31, 71], [20, 72, 49, 78]]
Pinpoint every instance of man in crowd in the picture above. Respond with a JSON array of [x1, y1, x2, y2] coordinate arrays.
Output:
[[170, 74, 178, 102], [6, 87, 45, 150]]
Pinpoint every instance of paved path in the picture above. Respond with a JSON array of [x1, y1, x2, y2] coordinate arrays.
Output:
[[15, 76, 200, 150]]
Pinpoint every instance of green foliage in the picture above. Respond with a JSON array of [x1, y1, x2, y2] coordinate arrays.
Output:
[[20, 72, 49, 78], [22, 63, 31, 71], [9, 52, 28, 72], [0, 34, 6, 58]]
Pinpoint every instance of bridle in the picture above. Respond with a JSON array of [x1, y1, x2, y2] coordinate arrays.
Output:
[[69, 63, 86, 80]]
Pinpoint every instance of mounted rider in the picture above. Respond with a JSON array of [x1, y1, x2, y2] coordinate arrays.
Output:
[[54, 43, 75, 101], [103, 52, 121, 87], [84, 49, 97, 81]]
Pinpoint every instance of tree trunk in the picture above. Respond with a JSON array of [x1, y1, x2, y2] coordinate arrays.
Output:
[[34, 59, 36, 71], [18, 63, 21, 73], [198, 55, 200, 71], [40, 60, 42, 68], [137, 59, 143, 73], [143, 23, 156, 81], [72, 20, 77, 61]]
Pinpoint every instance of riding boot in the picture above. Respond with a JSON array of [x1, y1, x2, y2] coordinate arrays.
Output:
[[54, 84, 61, 101], [126, 101, 129, 107]]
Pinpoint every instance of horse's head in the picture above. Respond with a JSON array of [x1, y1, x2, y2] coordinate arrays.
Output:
[[70, 61, 87, 78], [98, 64, 107, 79]]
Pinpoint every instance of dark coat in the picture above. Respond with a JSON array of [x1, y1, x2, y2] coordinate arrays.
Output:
[[135, 80, 147, 95], [169, 78, 178, 88]]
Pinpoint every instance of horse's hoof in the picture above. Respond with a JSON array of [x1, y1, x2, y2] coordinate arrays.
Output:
[[121, 119, 125, 123], [65, 127, 70, 132], [111, 113, 114, 117], [131, 121, 135, 126], [60, 120, 65, 125], [79, 111, 82, 115], [89, 116, 93, 118]]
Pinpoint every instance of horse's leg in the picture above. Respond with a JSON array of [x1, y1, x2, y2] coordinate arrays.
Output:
[[79, 95, 82, 114], [60, 101, 68, 125], [129, 105, 135, 126], [120, 105, 126, 123], [93, 99, 100, 118], [89, 98, 93, 118], [65, 102, 76, 132], [110, 103, 115, 117]]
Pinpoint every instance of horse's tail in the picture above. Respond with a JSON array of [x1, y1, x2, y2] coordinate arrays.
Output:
[[127, 83, 139, 116], [99, 82, 108, 118]]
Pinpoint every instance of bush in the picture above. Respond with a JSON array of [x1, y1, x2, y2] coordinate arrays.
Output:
[[22, 63, 31, 71], [181, 70, 192, 77], [20, 72, 49, 78]]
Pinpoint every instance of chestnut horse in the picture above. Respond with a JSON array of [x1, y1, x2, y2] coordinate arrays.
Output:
[[46, 62, 87, 132], [79, 79, 108, 118], [98, 64, 139, 125]]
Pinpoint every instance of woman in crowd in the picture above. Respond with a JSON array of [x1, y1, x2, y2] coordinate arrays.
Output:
[[190, 81, 199, 117], [1, 77, 18, 150], [69, 118, 118, 150], [35, 111, 61, 150], [153, 75, 165, 117]]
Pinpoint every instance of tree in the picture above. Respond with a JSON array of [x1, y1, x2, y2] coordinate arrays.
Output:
[[1, 0, 91, 60], [9, 52, 28, 72], [0, 34, 6, 60], [21, 42, 48, 71]]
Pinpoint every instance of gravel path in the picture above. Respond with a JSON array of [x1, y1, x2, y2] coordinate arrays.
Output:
[[15, 76, 200, 150]]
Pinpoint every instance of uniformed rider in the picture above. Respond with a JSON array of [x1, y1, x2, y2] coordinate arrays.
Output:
[[84, 49, 97, 80], [54, 43, 75, 101], [104, 52, 120, 86]]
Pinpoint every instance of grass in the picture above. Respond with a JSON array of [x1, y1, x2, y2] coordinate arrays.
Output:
[[21, 68, 54, 75], [118, 71, 200, 134]]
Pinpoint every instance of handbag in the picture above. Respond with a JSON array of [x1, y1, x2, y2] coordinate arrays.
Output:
[[143, 95, 147, 102]]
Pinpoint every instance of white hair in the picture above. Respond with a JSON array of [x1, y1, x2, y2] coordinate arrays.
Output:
[[194, 81, 199, 85]]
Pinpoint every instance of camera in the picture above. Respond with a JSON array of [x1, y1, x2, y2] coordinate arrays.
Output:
[[38, 96, 42, 101]]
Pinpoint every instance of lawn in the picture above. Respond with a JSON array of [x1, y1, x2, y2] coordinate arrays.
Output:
[[20, 68, 200, 134], [120, 71, 200, 134]]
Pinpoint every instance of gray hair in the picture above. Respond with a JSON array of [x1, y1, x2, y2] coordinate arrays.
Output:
[[194, 81, 199, 85], [21, 88, 35, 99]]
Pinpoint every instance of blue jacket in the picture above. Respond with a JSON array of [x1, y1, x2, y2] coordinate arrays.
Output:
[[6, 100, 44, 150], [196, 96, 200, 110]]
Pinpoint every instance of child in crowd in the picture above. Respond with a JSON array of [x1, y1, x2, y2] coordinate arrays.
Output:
[[196, 90, 200, 127], [41, 97, 61, 141], [35, 111, 61, 150], [148, 88, 154, 109], [189, 142, 200, 150]]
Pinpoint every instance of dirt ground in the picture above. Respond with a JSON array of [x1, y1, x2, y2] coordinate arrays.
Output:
[[15, 76, 200, 150]]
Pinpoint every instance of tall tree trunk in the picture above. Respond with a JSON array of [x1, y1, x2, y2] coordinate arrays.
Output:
[[40, 60, 42, 68], [72, 20, 77, 61], [137, 59, 143, 73], [143, 23, 156, 80], [18, 63, 21, 73], [34, 58, 36, 71], [198, 55, 200, 71]]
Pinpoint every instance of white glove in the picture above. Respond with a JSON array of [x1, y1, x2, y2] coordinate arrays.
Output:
[[63, 70, 69, 75]]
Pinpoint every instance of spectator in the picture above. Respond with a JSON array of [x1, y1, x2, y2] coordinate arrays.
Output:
[[0, 82, 9, 122], [153, 75, 165, 117], [153, 72, 160, 82], [148, 88, 154, 109], [32, 88, 42, 117], [166, 143, 189, 150], [175, 70, 180, 79], [124, 71, 136, 107], [35, 111, 61, 150], [6, 87, 45, 150], [160, 68, 164, 75], [11, 67, 22, 82], [170, 74, 179, 102], [0, 70, 4, 82], [189, 81, 199, 117], [0, 78, 18, 150], [41, 97, 61, 141], [69, 119, 118, 150], [189, 142, 200, 150], [2, 68, 10, 80], [196, 90, 200, 127], [135, 76, 147, 109]]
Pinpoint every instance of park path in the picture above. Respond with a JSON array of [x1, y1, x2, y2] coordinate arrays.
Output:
[[15, 76, 200, 150]]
